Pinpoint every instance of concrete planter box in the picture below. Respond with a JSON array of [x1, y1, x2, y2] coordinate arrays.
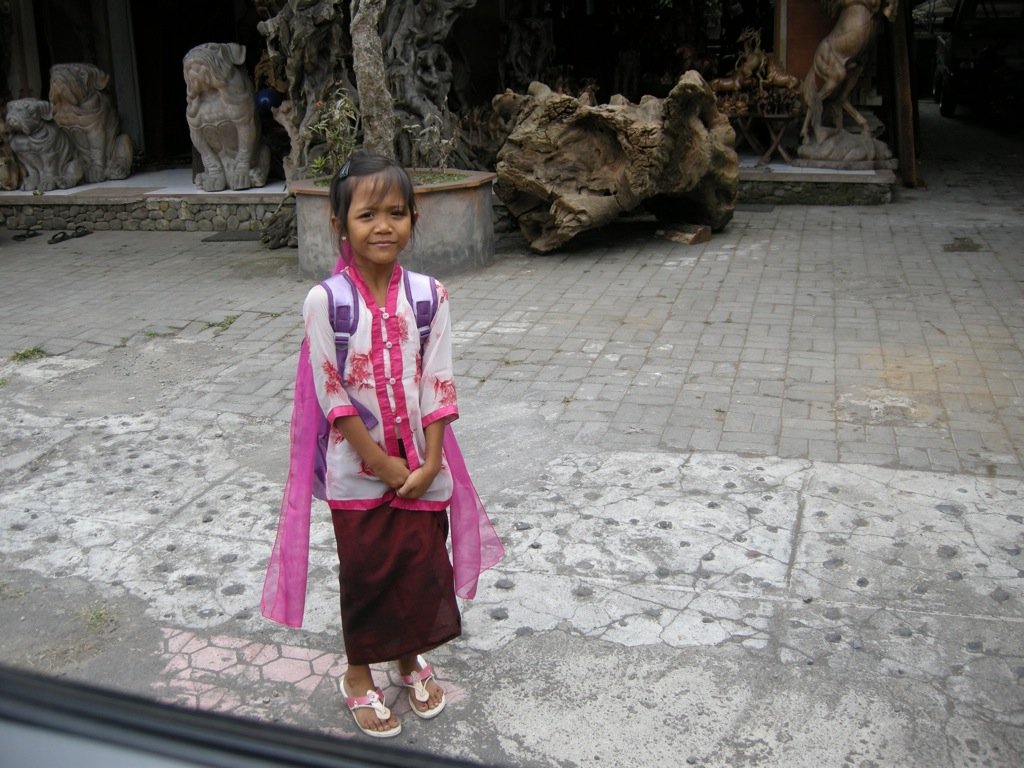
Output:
[[290, 170, 497, 280]]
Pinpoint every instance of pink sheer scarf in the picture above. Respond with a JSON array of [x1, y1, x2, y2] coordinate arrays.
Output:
[[260, 245, 504, 627]]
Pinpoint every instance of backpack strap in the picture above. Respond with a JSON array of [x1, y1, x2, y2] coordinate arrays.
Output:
[[320, 271, 379, 431], [320, 271, 359, 371], [325, 268, 436, 353], [402, 268, 438, 349]]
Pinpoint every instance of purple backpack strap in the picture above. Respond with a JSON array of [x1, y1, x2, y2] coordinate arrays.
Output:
[[313, 272, 371, 498], [321, 272, 359, 369], [402, 268, 438, 348]]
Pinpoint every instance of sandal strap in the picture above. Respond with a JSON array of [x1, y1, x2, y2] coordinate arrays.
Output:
[[401, 663, 434, 685], [345, 687, 392, 720], [400, 656, 436, 703], [400, 657, 435, 687]]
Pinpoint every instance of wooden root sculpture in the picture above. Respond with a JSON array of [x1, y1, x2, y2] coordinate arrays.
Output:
[[5, 98, 84, 191], [494, 72, 738, 253], [49, 63, 134, 182], [184, 43, 271, 192], [382, 0, 476, 168], [254, 0, 351, 248]]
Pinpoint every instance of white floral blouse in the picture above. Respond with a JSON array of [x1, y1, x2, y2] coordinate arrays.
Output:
[[303, 264, 458, 511]]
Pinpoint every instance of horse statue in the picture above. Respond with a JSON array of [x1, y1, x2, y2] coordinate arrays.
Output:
[[800, 0, 897, 146]]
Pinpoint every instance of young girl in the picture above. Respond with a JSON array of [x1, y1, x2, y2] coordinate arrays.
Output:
[[261, 150, 503, 739]]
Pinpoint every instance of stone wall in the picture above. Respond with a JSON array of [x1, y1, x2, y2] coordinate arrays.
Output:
[[0, 171, 892, 237], [0, 198, 292, 232], [738, 170, 895, 206]]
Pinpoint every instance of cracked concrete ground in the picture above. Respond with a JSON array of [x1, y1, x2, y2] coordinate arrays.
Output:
[[1, 103, 1022, 766]]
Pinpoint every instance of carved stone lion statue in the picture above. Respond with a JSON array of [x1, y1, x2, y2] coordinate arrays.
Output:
[[49, 63, 134, 182], [183, 42, 270, 192], [5, 98, 84, 192]]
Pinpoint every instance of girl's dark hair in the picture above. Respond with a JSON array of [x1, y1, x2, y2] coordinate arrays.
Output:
[[328, 150, 417, 240]]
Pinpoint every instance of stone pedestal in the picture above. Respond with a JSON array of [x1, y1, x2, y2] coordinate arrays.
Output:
[[795, 129, 898, 171]]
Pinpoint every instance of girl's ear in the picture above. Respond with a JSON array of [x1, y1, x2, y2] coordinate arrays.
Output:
[[331, 214, 345, 238], [411, 209, 419, 228]]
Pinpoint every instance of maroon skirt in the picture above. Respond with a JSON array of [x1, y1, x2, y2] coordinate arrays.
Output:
[[330, 504, 461, 665]]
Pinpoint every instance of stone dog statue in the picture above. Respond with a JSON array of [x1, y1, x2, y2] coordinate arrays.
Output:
[[49, 63, 133, 182], [183, 43, 270, 192], [0, 116, 23, 190], [5, 98, 84, 191]]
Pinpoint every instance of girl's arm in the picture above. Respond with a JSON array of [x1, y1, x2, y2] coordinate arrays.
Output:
[[396, 419, 444, 499], [334, 414, 410, 490], [419, 282, 459, 428]]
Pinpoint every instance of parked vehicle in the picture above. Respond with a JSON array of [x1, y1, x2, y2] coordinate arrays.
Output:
[[1, 665, 480, 768], [933, 0, 1024, 119]]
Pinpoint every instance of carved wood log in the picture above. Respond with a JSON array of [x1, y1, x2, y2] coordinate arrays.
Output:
[[257, 0, 351, 248], [257, 0, 481, 174], [381, 0, 476, 167], [351, 0, 395, 156], [494, 72, 738, 253], [257, 0, 351, 182]]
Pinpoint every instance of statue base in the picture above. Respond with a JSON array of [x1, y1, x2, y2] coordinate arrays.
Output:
[[795, 129, 898, 171]]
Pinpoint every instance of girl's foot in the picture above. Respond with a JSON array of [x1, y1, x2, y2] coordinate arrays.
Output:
[[342, 671, 401, 737], [398, 654, 446, 719]]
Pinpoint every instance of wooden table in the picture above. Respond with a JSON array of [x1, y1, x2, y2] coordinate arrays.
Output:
[[730, 113, 800, 165]]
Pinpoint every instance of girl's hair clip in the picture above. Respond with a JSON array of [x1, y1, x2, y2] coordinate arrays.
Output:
[[338, 160, 352, 180]]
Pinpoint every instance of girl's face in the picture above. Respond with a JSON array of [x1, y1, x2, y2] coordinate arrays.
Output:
[[343, 176, 415, 273]]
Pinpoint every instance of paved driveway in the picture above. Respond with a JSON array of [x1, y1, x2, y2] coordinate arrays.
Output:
[[1, 103, 1022, 766]]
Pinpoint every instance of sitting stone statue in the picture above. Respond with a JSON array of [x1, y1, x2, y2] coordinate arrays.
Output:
[[183, 42, 270, 192], [0, 117, 23, 190], [49, 63, 133, 182], [5, 98, 84, 191]]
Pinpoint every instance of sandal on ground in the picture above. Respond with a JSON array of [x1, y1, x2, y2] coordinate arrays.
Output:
[[71, 226, 91, 238], [340, 679, 402, 739], [48, 231, 70, 244], [400, 655, 446, 720], [14, 230, 41, 241]]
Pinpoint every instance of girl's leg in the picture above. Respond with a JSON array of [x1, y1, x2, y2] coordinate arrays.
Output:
[[344, 663, 400, 733], [397, 654, 445, 714]]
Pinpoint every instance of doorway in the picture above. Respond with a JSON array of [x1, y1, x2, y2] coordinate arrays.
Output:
[[129, 0, 262, 167]]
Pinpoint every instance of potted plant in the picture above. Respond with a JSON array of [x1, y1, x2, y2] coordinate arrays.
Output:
[[290, 93, 495, 279], [288, 0, 495, 279]]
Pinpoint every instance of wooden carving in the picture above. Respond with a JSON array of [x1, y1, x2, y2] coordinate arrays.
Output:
[[797, 0, 898, 167], [494, 72, 738, 253], [381, 0, 476, 168]]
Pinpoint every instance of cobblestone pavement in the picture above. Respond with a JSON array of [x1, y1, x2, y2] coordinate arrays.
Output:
[[1, 103, 1023, 766]]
